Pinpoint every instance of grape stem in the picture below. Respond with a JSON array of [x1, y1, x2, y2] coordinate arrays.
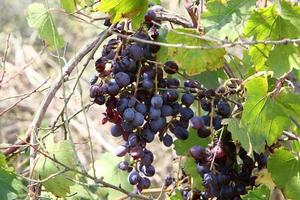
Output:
[[210, 127, 224, 170]]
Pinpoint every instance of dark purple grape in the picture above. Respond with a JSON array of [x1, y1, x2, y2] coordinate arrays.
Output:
[[141, 165, 155, 177], [189, 146, 207, 160], [115, 72, 131, 87], [115, 145, 128, 157], [136, 103, 147, 115], [130, 146, 144, 159], [118, 161, 129, 171], [127, 96, 137, 108], [197, 126, 211, 138], [217, 100, 231, 117], [123, 108, 135, 121], [117, 98, 128, 112], [95, 57, 106, 72], [163, 90, 178, 102], [164, 176, 173, 187], [141, 150, 154, 166], [166, 78, 180, 88], [162, 134, 173, 147], [151, 95, 163, 109], [142, 78, 154, 89], [150, 117, 166, 132], [200, 98, 211, 112], [213, 115, 222, 130], [94, 95, 106, 105], [139, 177, 151, 189], [121, 120, 134, 132], [173, 126, 188, 140], [142, 129, 155, 143], [149, 107, 161, 120], [171, 102, 181, 115], [190, 116, 205, 129], [110, 124, 124, 137], [161, 105, 173, 117], [196, 163, 210, 176], [128, 133, 139, 147], [128, 44, 144, 61], [181, 93, 195, 107], [128, 170, 141, 185], [184, 80, 199, 88], [179, 117, 189, 129], [180, 107, 194, 120], [163, 61, 179, 74], [107, 81, 120, 96], [132, 112, 144, 127]]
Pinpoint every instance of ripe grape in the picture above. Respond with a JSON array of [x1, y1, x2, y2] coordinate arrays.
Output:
[[181, 93, 195, 107], [149, 107, 161, 120], [173, 126, 188, 140], [163, 61, 179, 74], [142, 129, 155, 143], [166, 78, 180, 88], [141, 165, 155, 177], [189, 146, 207, 160], [136, 103, 147, 115], [123, 108, 135, 121], [200, 97, 211, 112], [132, 112, 144, 127], [128, 44, 144, 61], [217, 100, 230, 117], [162, 134, 173, 147], [190, 116, 205, 129], [115, 145, 128, 157], [128, 133, 139, 147], [151, 95, 163, 109], [118, 161, 130, 171], [161, 105, 173, 117], [107, 81, 120, 96], [180, 107, 194, 120], [94, 95, 106, 105], [110, 124, 124, 137], [115, 72, 131, 87], [128, 171, 141, 185], [150, 117, 166, 132]]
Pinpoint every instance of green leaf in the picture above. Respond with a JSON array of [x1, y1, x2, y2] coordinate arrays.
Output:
[[91, 153, 133, 200], [174, 129, 210, 156], [60, 0, 77, 13], [285, 176, 300, 200], [267, 148, 300, 187], [248, 44, 272, 71], [167, 189, 182, 200], [35, 140, 77, 197], [191, 69, 226, 88], [68, 184, 98, 200], [244, 2, 300, 40], [202, 0, 256, 41], [156, 28, 226, 75], [266, 45, 300, 78], [27, 3, 64, 49], [0, 168, 27, 200], [184, 157, 203, 190], [240, 76, 294, 152], [227, 118, 251, 153], [242, 185, 270, 200], [96, 0, 148, 28]]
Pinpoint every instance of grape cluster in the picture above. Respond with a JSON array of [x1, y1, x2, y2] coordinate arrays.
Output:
[[89, 17, 203, 191], [188, 134, 268, 199]]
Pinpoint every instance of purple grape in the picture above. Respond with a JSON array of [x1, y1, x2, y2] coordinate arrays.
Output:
[[128, 44, 144, 61], [166, 78, 180, 88], [118, 161, 130, 171], [128, 170, 141, 185], [110, 124, 124, 137], [149, 107, 161, 120], [216, 100, 231, 117], [141, 164, 155, 177], [128, 133, 139, 147], [136, 103, 147, 115], [162, 134, 173, 147], [190, 116, 205, 129], [132, 112, 144, 127], [115, 145, 128, 157], [142, 78, 154, 89], [107, 80, 120, 96], [200, 98, 211, 112], [123, 108, 135, 121], [189, 146, 207, 160], [142, 129, 155, 143], [115, 72, 131, 87], [173, 126, 188, 140], [163, 61, 179, 74], [151, 95, 163, 109], [181, 93, 195, 107], [150, 117, 166, 132], [161, 105, 173, 117], [94, 95, 106, 105], [180, 107, 194, 120]]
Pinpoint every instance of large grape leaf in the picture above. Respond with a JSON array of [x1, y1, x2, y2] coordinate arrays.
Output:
[[267, 148, 300, 188], [27, 3, 64, 49], [244, 1, 300, 78], [239, 77, 299, 152], [242, 185, 270, 200], [191, 69, 226, 88], [34, 140, 77, 197], [174, 129, 210, 156], [156, 28, 226, 76], [96, 0, 148, 29], [184, 157, 203, 191], [202, 0, 256, 41], [91, 152, 133, 200], [285, 176, 300, 200]]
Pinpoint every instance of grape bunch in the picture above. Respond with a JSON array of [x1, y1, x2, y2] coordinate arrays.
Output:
[[89, 15, 204, 192], [188, 135, 268, 199]]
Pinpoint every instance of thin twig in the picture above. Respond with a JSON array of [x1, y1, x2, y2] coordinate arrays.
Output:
[[0, 33, 11, 85]]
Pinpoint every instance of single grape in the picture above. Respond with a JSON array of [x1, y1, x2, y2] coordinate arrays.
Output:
[[196, 163, 210, 176], [173, 126, 189, 140], [141, 164, 155, 177], [149, 107, 161, 120], [234, 184, 246, 195], [184, 80, 199, 88], [128, 44, 144, 61], [150, 117, 166, 132], [216, 100, 231, 117], [163, 90, 178, 102], [164, 176, 173, 187], [171, 102, 181, 115], [190, 116, 205, 129], [142, 129, 155, 143], [118, 161, 130, 171], [162, 134, 173, 147], [142, 78, 154, 89], [110, 124, 124, 137], [128, 170, 141, 185], [151, 95, 163, 109], [123, 108, 135, 121], [181, 93, 195, 107], [89, 84, 101, 98], [132, 112, 144, 127], [130, 146, 145, 159], [117, 98, 129, 112], [115, 72, 131, 87], [200, 97, 211, 112], [180, 107, 194, 120], [139, 177, 151, 189], [213, 115, 222, 130], [107, 80, 120, 96], [94, 95, 106, 105], [166, 78, 180, 88], [163, 61, 179, 74], [115, 145, 128, 157], [128, 133, 139, 147], [161, 105, 173, 117], [136, 103, 147, 115], [189, 146, 207, 160], [127, 96, 137, 108], [121, 120, 134, 132], [141, 150, 154, 166]]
